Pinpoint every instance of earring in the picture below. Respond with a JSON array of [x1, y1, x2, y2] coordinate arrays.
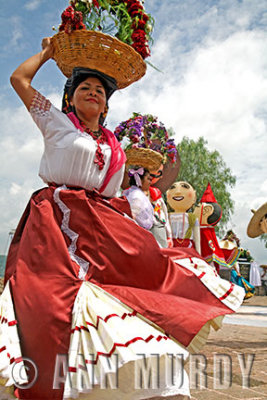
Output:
[[63, 93, 73, 114], [99, 104, 109, 125], [102, 104, 109, 120]]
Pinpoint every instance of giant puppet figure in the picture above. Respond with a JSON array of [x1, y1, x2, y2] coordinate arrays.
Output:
[[193, 183, 239, 272], [247, 202, 267, 237], [166, 181, 201, 254]]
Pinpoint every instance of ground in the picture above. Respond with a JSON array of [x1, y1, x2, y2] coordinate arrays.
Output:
[[188, 296, 267, 400]]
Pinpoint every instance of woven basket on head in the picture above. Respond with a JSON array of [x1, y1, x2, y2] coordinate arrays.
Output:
[[125, 148, 163, 171], [51, 30, 146, 88]]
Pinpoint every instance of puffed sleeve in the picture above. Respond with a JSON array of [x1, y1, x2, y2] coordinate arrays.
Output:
[[29, 90, 74, 147], [124, 187, 154, 230]]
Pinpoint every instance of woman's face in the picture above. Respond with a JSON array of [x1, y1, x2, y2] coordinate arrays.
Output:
[[141, 172, 152, 191], [167, 181, 196, 212], [70, 77, 106, 122]]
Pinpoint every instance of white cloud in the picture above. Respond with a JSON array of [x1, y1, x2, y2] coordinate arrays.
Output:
[[3, 17, 23, 52], [260, 180, 267, 194], [10, 183, 22, 195], [24, 0, 43, 11], [0, 105, 43, 181]]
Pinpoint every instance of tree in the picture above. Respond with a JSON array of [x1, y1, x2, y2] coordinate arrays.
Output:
[[175, 136, 236, 234]]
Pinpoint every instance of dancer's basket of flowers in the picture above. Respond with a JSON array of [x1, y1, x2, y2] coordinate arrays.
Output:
[[51, 0, 154, 88], [115, 113, 178, 171]]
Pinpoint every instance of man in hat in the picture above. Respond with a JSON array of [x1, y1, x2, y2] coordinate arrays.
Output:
[[247, 202, 267, 237]]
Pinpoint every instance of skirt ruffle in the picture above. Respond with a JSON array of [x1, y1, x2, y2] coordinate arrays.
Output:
[[64, 282, 190, 399], [0, 281, 27, 395]]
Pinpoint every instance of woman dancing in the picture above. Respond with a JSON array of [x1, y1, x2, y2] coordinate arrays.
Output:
[[0, 38, 244, 400]]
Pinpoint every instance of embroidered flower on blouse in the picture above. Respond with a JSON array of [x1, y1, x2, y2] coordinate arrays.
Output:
[[29, 91, 51, 116]]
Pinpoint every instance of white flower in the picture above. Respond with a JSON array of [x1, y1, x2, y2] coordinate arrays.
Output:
[[146, 23, 153, 32]]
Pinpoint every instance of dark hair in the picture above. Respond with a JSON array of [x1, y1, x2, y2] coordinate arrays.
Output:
[[129, 167, 150, 187], [207, 202, 222, 225]]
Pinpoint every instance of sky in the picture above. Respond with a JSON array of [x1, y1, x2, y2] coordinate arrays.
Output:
[[0, 0, 267, 264]]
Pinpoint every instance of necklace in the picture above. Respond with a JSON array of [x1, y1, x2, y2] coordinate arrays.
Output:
[[80, 122, 108, 171]]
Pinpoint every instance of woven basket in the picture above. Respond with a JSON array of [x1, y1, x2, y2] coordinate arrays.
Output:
[[51, 30, 146, 89], [125, 148, 163, 171]]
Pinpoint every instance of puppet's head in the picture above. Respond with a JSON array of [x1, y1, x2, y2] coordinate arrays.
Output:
[[247, 202, 267, 238], [166, 181, 197, 213], [193, 183, 222, 226]]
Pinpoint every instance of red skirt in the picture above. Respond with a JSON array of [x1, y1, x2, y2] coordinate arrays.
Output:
[[4, 186, 242, 399]]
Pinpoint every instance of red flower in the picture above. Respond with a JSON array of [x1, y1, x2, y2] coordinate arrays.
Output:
[[92, 0, 100, 8], [128, 9, 141, 18], [132, 42, 150, 59], [132, 19, 147, 29], [124, 0, 140, 6], [127, 2, 143, 14], [59, 7, 86, 33], [61, 6, 75, 21], [59, 6, 74, 31], [131, 29, 147, 42], [73, 11, 86, 30], [138, 12, 149, 22]]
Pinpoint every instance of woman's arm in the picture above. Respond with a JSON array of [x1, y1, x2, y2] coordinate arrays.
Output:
[[10, 37, 54, 110]]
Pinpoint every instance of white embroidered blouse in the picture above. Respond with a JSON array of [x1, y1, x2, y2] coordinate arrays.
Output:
[[29, 91, 125, 198], [169, 212, 201, 253]]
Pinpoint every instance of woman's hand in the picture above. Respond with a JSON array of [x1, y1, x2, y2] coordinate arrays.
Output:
[[41, 37, 54, 60]]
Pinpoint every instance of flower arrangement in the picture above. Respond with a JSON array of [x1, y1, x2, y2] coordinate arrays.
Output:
[[114, 113, 178, 164], [57, 0, 154, 59]]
